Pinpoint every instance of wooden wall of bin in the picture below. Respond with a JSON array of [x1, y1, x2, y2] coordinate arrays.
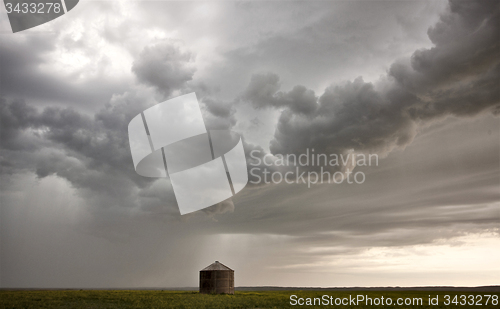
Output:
[[199, 270, 234, 294]]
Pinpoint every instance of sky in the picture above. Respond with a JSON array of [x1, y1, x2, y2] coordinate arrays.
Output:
[[0, 0, 499, 288]]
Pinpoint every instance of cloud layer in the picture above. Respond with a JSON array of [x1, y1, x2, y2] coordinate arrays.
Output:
[[0, 0, 498, 288], [237, 0, 500, 160]]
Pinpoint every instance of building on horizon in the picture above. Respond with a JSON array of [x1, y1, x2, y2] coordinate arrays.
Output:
[[199, 261, 234, 294]]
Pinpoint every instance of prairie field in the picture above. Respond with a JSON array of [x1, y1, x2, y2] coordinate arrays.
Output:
[[1, 289, 499, 309]]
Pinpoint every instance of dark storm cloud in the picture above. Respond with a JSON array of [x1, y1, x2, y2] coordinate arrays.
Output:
[[202, 97, 233, 118], [397, 0, 499, 92], [1, 0, 499, 289], [129, 39, 237, 131], [1, 0, 496, 221], [207, 114, 499, 248], [216, 0, 500, 254], [239, 0, 499, 159], [0, 42, 238, 220], [209, 0, 446, 102], [0, 98, 38, 149], [0, 90, 185, 217], [198, 97, 237, 131], [0, 31, 128, 110], [242, 73, 318, 114], [269, 77, 421, 156], [132, 40, 196, 98]]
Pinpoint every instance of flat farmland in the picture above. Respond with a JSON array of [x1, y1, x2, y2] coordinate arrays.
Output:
[[1, 289, 499, 308]]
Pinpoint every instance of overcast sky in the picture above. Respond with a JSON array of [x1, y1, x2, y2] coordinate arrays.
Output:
[[0, 0, 499, 288]]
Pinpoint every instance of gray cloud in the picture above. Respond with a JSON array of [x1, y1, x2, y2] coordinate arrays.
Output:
[[213, 115, 500, 242], [1, 0, 496, 228], [1, 0, 499, 288], [242, 73, 318, 114], [0, 34, 247, 222], [235, 0, 500, 160], [0, 25, 130, 112], [199, 97, 237, 131], [132, 40, 196, 98], [0, 90, 182, 218]]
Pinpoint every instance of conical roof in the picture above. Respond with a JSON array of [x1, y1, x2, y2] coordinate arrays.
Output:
[[201, 261, 233, 271]]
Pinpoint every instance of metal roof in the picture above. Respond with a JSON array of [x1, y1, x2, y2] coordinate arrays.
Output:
[[201, 261, 233, 271]]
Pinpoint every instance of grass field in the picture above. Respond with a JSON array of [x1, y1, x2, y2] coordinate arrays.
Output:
[[1, 290, 499, 308]]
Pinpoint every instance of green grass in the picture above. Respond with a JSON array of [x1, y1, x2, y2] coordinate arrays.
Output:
[[0, 290, 498, 308]]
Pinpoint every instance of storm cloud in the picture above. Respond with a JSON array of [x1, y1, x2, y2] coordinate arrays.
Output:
[[132, 40, 196, 98], [237, 0, 500, 160], [0, 0, 498, 288]]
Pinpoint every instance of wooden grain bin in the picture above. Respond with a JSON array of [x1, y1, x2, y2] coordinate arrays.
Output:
[[199, 261, 234, 294]]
